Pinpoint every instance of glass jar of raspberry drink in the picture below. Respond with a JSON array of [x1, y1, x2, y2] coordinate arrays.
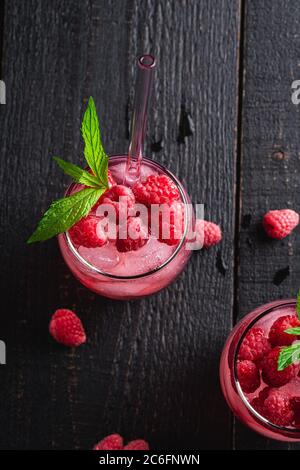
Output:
[[57, 55, 196, 300], [220, 299, 300, 441], [58, 154, 194, 300]]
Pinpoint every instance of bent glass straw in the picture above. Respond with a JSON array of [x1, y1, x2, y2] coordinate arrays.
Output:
[[125, 54, 156, 183]]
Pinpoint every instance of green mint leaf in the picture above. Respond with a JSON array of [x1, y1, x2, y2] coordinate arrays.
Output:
[[81, 97, 108, 187], [284, 327, 300, 335], [297, 290, 300, 320], [53, 157, 102, 188], [277, 342, 300, 371], [27, 187, 104, 243]]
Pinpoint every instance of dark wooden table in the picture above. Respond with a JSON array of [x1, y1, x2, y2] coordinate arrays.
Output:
[[0, 0, 300, 450]]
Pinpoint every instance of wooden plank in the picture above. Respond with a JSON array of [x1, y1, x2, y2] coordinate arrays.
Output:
[[236, 0, 300, 450], [0, 0, 4, 76], [0, 0, 240, 449]]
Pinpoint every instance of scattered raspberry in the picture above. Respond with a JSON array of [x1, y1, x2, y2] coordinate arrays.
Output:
[[133, 174, 180, 206], [237, 360, 260, 393], [93, 434, 149, 450], [263, 209, 299, 240], [93, 434, 123, 450], [124, 440, 150, 450], [187, 220, 222, 249], [238, 327, 271, 363], [116, 217, 148, 252], [261, 346, 298, 387], [69, 215, 107, 248], [152, 201, 185, 246], [95, 184, 135, 221], [263, 389, 294, 426], [291, 397, 300, 427], [269, 315, 300, 347], [202, 221, 222, 248], [49, 309, 86, 347]]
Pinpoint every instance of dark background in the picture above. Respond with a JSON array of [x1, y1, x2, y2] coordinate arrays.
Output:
[[0, 0, 300, 450]]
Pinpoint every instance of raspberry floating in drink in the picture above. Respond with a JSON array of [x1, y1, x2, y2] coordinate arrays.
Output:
[[220, 293, 300, 441]]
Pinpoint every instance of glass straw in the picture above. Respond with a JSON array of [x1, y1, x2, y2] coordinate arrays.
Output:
[[125, 54, 156, 183]]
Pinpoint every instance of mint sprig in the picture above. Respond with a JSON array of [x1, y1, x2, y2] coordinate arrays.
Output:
[[277, 342, 300, 371], [28, 97, 108, 243], [277, 290, 300, 371], [28, 188, 103, 243], [285, 327, 300, 335], [53, 157, 101, 188], [81, 97, 108, 187]]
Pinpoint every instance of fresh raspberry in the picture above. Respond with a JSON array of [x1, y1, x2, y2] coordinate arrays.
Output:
[[261, 346, 298, 387], [94, 184, 135, 221], [187, 220, 222, 249], [49, 309, 86, 347], [124, 440, 150, 450], [269, 315, 300, 347], [116, 217, 148, 252], [263, 389, 294, 426], [93, 434, 149, 450], [192, 220, 222, 249], [93, 434, 123, 450], [151, 201, 185, 246], [69, 215, 107, 248], [238, 327, 271, 363], [236, 360, 260, 393], [133, 174, 180, 206], [263, 209, 299, 239], [250, 387, 271, 415], [291, 397, 300, 427]]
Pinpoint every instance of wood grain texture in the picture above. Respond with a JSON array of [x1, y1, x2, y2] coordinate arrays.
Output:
[[236, 0, 300, 450], [0, 0, 240, 449]]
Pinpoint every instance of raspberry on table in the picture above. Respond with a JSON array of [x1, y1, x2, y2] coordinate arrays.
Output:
[[186, 220, 222, 249], [203, 221, 222, 248], [261, 346, 298, 387], [124, 440, 150, 450], [69, 215, 108, 248], [93, 434, 123, 450], [238, 327, 271, 363], [263, 209, 299, 239], [133, 174, 180, 206], [116, 217, 149, 252], [263, 389, 294, 427], [93, 434, 149, 450], [269, 315, 300, 347], [236, 360, 260, 393], [49, 309, 86, 347]]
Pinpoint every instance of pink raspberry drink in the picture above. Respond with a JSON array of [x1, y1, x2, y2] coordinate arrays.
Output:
[[220, 299, 300, 441], [58, 155, 194, 300], [28, 56, 197, 300]]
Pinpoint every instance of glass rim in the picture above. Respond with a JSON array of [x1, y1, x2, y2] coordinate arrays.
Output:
[[233, 298, 300, 435], [62, 155, 192, 280]]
